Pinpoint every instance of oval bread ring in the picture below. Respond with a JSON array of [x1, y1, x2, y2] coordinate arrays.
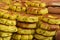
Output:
[[0, 18, 16, 26], [0, 31, 12, 37], [17, 12, 39, 23], [0, 36, 11, 40], [36, 28, 56, 37], [17, 28, 35, 34], [0, 9, 18, 20], [27, 7, 48, 15], [2, 36, 11, 40], [17, 22, 36, 29], [34, 34, 53, 40], [0, 24, 17, 32], [12, 33, 33, 40], [48, 7, 60, 13], [47, 2, 60, 7], [36, 37, 53, 40], [12, 33, 21, 40], [40, 14, 60, 24], [38, 21, 59, 31]]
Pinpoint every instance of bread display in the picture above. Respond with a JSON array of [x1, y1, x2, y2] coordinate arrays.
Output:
[[0, 0, 56, 40]]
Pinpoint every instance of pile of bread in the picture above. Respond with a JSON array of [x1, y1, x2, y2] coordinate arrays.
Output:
[[0, 0, 59, 40]]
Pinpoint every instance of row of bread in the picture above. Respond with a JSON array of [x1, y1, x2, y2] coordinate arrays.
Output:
[[0, 0, 48, 15], [0, 9, 48, 23]]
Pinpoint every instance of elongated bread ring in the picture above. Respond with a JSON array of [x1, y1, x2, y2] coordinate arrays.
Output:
[[36, 37, 53, 40], [34, 34, 53, 40], [38, 21, 59, 31], [17, 13, 39, 23], [0, 9, 18, 20], [17, 22, 36, 28], [40, 14, 60, 24], [17, 28, 35, 34], [12, 33, 33, 40], [36, 28, 56, 37], [27, 7, 48, 15], [0, 24, 17, 32], [0, 36, 11, 40], [12, 33, 21, 40], [48, 7, 60, 13], [0, 18, 16, 26], [0, 31, 12, 37]]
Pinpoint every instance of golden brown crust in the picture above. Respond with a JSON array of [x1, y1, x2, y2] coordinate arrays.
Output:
[[41, 0, 60, 6], [48, 7, 60, 13], [17, 12, 39, 23], [12, 33, 33, 40], [40, 14, 60, 24], [36, 28, 56, 37], [38, 21, 59, 31], [34, 34, 53, 40], [27, 7, 48, 15], [0, 24, 17, 32], [0, 2, 9, 9], [17, 22, 36, 28], [17, 28, 35, 34], [0, 31, 12, 37], [0, 9, 18, 20]]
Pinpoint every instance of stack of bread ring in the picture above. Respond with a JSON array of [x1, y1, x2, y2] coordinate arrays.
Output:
[[9, 0, 48, 40], [34, 1, 60, 40], [35, 14, 59, 40], [47, 2, 60, 40], [0, 0, 48, 40], [0, 2, 17, 40]]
